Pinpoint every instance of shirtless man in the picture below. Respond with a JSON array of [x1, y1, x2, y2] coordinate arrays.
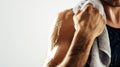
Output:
[[44, 0, 120, 67]]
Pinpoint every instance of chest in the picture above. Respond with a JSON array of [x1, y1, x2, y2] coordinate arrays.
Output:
[[107, 25, 120, 67], [107, 25, 120, 48]]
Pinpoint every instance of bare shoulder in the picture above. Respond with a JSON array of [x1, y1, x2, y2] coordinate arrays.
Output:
[[57, 8, 74, 21], [56, 9, 75, 43], [51, 8, 75, 48], [46, 9, 75, 66]]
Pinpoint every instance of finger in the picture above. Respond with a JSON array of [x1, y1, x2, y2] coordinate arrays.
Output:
[[76, 4, 94, 19], [99, 14, 107, 24], [75, 10, 81, 15], [82, 4, 93, 14], [98, 15, 106, 29], [101, 15, 107, 24], [92, 7, 99, 15]]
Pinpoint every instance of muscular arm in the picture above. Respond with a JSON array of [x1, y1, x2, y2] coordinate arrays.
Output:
[[44, 9, 75, 67], [58, 5, 106, 67], [58, 30, 95, 67], [44, 9, 93, 67], [44, 4, 105, 67]]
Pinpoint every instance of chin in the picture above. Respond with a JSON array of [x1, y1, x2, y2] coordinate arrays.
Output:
[[111, 1, 120, 7], [101, 0, 120, 7]]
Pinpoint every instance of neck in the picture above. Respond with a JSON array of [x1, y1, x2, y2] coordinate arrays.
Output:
[[103, 3, 120, 28]]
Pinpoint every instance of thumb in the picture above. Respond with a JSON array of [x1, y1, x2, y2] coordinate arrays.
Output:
[[75, 10, 81, 15]]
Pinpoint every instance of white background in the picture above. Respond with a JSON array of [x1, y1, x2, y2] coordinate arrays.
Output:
[[0, 0, 80, 67]]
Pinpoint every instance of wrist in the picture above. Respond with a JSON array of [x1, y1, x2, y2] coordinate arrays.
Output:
[[70, 30, 96, 53], [75, 30, 96, 40]]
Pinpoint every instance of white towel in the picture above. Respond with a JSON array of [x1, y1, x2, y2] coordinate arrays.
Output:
[[72, 0, 111, 67]]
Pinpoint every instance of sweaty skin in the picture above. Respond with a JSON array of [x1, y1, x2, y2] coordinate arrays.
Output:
[[44, 4, 106, 67], [44, 9, 75, 67], [59, 4, 106, 67], [44, 0, 120, 67]]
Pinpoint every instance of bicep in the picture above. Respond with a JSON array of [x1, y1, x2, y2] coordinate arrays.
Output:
[[44, 9, 75, 67]]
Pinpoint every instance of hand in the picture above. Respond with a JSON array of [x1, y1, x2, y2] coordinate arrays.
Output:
[[73, 4, 106, 38]]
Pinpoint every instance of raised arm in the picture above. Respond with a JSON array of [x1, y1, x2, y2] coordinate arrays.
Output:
[[44, 4, 106, 67], [58, 4, 106, 67]]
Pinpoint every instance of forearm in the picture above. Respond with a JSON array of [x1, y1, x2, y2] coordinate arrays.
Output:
[[58, 30, 95, 67]]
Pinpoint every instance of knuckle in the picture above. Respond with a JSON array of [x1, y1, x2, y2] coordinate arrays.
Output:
[[82, 4, 93, 13], [87, 3, 94, 8], [75, 10, 81, 15], [92, 9, 100, 15]]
